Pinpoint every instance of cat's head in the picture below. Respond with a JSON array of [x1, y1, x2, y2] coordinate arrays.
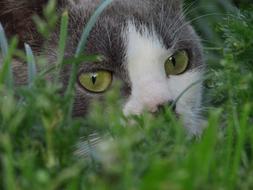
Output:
[[0, 0, 205, 135]]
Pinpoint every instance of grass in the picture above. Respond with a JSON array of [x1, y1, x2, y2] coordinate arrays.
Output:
[[0, 1, 253, 190]]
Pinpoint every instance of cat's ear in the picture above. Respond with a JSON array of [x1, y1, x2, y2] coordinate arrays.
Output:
[[0, 0, 67, 47]]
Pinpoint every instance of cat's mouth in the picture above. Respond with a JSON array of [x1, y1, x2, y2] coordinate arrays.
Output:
[[157, 101, 176, 113], [152, 103, 179, 118]]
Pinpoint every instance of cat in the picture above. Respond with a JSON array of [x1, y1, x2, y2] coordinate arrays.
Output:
[[0, 0, 205, 135]]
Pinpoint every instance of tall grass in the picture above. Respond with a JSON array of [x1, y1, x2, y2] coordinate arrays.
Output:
[[0, 1, 252, 190]]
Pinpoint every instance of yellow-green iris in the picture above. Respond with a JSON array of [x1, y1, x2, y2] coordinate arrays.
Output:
[[164, 50, 189, 76], [78, 70, 112, 93]]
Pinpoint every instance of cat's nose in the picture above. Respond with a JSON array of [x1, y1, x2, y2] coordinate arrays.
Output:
[[123, 79, 173, 116]]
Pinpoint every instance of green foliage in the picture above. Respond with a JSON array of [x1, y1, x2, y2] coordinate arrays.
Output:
[[33, 0, 59, 38], [208, 8, 253, 107], [0, 1, 252, 190], [187, 0, 235, 43]]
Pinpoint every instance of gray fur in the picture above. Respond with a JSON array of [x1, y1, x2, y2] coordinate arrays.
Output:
[[0, 0, 204, 123]]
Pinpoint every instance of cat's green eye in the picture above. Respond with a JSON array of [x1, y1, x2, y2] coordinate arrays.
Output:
[[78, 71, 112, 93], [164, 50, 189, 76]]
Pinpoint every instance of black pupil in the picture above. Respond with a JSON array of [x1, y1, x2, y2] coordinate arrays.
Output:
[[91, 75, 97, 84], [170, 56, 176, 67]]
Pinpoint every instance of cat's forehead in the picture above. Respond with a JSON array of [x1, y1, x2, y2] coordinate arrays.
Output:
[[68, 0, 185, 48], [66, 0, 203, 77], [83, 0, 185, 47]]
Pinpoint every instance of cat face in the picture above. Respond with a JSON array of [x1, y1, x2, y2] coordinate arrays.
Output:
[[0, 0, 205, 135]]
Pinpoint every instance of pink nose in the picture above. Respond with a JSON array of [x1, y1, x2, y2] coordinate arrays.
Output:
[[123, 91, 174, 116], [139, 90, 172, 113], [123, 79, 173, 116]]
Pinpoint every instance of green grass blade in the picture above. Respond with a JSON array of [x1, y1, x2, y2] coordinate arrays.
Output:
[[38, 55, 103, 78], [63, 54, 104, 65], [0, 134, 16, 190], [0, 23, 15, 89], [67, 0, 113, 90], [65, 0, 113, 119], [57, 10, 69, 69], [25, 43, 37, 87], [75, 0, 113, 56], [229, 104, 250, 189], [0, 37, 17, 89], [0, 23, 8, 58]]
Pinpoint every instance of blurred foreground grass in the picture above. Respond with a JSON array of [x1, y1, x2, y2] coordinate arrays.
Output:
[[0, 1, 253, 190]]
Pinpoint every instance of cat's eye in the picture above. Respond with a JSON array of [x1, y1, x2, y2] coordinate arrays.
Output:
[[164, 50, 189, 76], [78, 70, 112, 93]]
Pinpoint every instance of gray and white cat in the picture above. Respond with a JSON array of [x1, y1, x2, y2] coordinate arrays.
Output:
[[0, 0, 205, 135]]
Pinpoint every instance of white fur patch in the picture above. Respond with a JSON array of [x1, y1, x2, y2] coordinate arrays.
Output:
[[123, 22, 204, 135]]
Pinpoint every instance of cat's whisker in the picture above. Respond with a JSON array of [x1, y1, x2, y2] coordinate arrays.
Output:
[[171, 72, 212, 111], [0, 1, 27, 15], [175, 38, 222, 50], [193, 106, 212, 113], [173, 38, 203, 44], [164, 2, 200, 41], [172, 13, 225, 39], [183, 1, 198, 16], [74, 132, 103, 158], [193, 64, 206, 71], [2, 0, 207, 136]]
